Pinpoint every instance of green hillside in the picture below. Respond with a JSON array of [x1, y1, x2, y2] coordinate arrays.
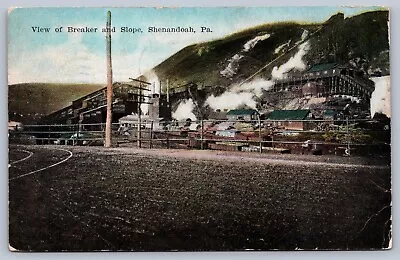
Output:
[[8, 83, 104, 123], [154, 22, 319, 88], [153, 10, 389, 91], [8, 10, 389, 123], [305, 11, 390, 75]]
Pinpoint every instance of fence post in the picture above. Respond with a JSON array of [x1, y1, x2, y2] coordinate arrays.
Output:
[[200, 119, 204, 150], [272, 133, 274, 149], [258, 116, 262, 154], [73, 125, 78, 146], [137, 120, 141, 148], [47, 125, 50, 145], [167, 135, 170, 149], [150, 121, 153, 149], [345, 117, 351, 156], [187, 131, 190, 148]]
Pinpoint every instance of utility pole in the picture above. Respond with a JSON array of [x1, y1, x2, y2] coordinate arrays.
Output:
[[126, 78, 152, 148], [345, 116, 351, 156], [105, 10, 113, 147], [166, 78, 170, 105], [343, 103, 351, 156]]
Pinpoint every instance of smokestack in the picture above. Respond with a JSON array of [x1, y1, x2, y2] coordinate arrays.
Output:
[[167, 78, 170, 105], [105, 10, 113, 148]]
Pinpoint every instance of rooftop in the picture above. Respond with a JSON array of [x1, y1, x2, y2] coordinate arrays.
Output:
[[226, 109, 258, 116], [267, 109, 310, 120], [307, 63, 339, 73]]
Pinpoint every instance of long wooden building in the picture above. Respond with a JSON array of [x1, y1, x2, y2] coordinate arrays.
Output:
[[41, 80, 171, 126], [271, 63, 375, 100]]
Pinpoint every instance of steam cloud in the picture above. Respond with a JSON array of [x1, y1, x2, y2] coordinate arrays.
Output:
[[206, 78, 274, 111], [220, 33, 271, 78], [172, 99, 197, 121], [300, 29, 309, 41], [140, 70, 161, 116], [274, 40, 291, 54], [271, 41, 310, 80], [143, 70, 161, 94], [209, 40, 310, 111], [370, 76, 391, 118], [243, 33, 271, 52], [206, 92, 257, 111]]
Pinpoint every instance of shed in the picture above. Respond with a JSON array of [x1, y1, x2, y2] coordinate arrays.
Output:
[[208, 109, 228, 120], [226, 109, 258, 121], [267, 109, 311, 130]]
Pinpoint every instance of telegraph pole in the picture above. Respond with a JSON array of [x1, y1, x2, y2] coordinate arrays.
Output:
[[126, 78, 152, 148], [166, 78, 170, 105], [105, 10, 113, 147]]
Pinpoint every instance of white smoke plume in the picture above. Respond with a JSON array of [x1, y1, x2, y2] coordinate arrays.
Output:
[[274, 40, 291, 54], [206, 92, 257, 111], [231, 78, 274, 97], [370, 76, 391, 118], [243, 33, 271, 52], [300, 29, 309, 41], [209, 40, 311, 112], [134, 70, 161, 116], [271, 41, 310, 80], [140, 103, 149, 116], [220, 33, 271, 78], [172, 99, 197, 121], [143, 70, 161, 94], [206, 78, 273, 110], [220, 54, 244, 78]]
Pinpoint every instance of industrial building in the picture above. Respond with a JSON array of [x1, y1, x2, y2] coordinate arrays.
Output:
[[226, 109, 259, 121], [266, 109, 312, 130], [271, 63, 375, 100], [40, 63, 374, 129], [41, 80, 172, 128]]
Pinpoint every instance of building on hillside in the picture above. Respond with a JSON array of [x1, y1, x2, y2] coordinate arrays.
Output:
[[208, 109, 228, 120], [118, 93, 171, 133], [266, 109, 312, 130], [271, 63, 375, 100], [147, 93, 171, 120], [302, 82, 325, 97], [226, 109, 258, 121], [41, 80, 172, 128], [118, 113, 168, 134]]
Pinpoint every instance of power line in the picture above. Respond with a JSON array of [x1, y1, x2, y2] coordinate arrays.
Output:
[[238, 26, 324, 87]]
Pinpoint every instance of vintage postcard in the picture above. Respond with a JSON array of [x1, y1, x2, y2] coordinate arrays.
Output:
[[8, 7, 391, 251]]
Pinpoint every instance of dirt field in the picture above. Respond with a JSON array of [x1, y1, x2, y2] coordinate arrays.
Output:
[[8, 144, 391, 251]]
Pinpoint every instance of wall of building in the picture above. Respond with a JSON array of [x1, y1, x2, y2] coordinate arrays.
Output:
[[227, 114, 256, 121]]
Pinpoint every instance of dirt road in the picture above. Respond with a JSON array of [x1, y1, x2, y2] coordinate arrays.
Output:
[[8, 145, 391, 251]]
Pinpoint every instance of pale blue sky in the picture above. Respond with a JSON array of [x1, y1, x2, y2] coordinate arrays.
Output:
[[8, 7, 387, 84]]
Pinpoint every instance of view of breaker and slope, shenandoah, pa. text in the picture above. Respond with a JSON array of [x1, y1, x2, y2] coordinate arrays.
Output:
[[8, 7, 391, 251]]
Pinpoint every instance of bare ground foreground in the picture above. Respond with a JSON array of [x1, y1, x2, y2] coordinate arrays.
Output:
[[8, 144, 391, 251]]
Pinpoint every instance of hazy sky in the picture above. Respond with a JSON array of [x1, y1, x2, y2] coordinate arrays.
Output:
[[8, 6, 386, 84]]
